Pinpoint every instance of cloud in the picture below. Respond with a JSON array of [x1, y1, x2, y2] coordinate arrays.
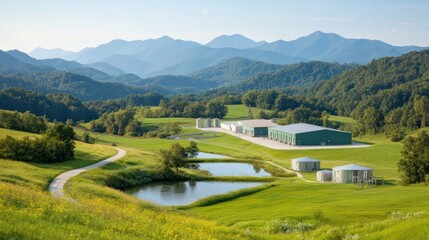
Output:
[[201, 9, 209, 16]]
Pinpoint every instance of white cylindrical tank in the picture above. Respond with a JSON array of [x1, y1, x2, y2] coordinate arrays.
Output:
[[213, 118, 220, 127], [196, 118, 202, 128], [317, 170, 332, 182], [205, 118, 211, 128]]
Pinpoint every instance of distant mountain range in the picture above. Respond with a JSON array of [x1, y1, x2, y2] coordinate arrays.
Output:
[[29, 31, 427, 78]]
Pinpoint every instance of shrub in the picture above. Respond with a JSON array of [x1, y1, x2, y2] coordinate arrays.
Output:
[[390, 132, 405, 142], [0, 123, 75, 163], [266, 219, 317, 234]]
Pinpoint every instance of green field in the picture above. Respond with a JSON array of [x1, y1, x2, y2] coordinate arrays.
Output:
[[224, 104, 273, 120], [1, 106, 429, 239]]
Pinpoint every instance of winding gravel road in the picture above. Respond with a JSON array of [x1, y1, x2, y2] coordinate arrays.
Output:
[[49, 147, 126, 198]]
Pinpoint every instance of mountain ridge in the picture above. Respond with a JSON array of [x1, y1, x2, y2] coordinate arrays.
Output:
[[26, 31, 428, 77]]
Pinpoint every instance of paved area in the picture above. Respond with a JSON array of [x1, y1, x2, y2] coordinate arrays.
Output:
[[49, 148, 126, 198], [198, 127, 370, 150]]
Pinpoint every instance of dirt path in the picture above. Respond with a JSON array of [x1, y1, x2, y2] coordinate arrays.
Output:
[[265, 160, 318, 183], [49, 148, 126, 198]]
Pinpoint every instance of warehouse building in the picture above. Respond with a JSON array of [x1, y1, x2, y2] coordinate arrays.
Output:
[[332, 164, 373, 183], [291, 157, 320, 172], [220, 122, 243, 133], [238, 119, 279, 137], [268, 123, 352, 146]]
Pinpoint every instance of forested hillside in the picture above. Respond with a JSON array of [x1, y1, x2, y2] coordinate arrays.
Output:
[[0, 72, 146, 101], [129, 75, 218, 93], [233, 61, 355, 91], [0, 88, 97, 122], [310, 50, 429, 134], [190, 57, 282, 85]]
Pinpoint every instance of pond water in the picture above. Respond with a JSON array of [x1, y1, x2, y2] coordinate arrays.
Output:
[[126, 181, 263, 206], [198, 162, 272, 177], [194, 152, 230, 159]]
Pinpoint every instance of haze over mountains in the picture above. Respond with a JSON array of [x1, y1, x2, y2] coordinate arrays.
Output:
[[29, 31, 427, 78], [1, 31, 427, 101]]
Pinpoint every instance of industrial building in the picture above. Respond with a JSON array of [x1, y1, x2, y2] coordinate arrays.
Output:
[[268, 123, 352, 146], [220, 122, 243, 133], [317, 170, 332, 182], [238, 120, 279, 137], [291, 157, 320, 172], [332, 164, 373, 183]]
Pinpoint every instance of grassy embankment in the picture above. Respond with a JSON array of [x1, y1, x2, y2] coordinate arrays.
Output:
[[2, 104, 429, 239], [0, 127, 254, 239], [74, 104, 429, 239]]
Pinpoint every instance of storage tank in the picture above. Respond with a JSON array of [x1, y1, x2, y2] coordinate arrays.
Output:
[[291, 157, 320, 172], [205, 118, 211, 127], [317, 170, 332, 182], [213, 118, 220, 127], [332, 164, 373, 183], [196, 118, 202, 128]]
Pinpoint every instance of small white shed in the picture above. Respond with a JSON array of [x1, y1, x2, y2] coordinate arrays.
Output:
[[317, 170, 332, 182], [291, 157, 320, 172], [332, 164, 373, 183]]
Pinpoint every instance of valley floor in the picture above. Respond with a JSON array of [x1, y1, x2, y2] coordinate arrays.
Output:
[[198, 127, 370, 150], [1, 121, 429, 239]]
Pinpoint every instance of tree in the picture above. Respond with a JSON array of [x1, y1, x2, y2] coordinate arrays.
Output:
[[0, 123, 76, 163], [184, 102, 206, 118], [358, 107, 384, 134], [205, 100, 228, 118], [241, 90, 257, 107], [258, 110, 269, 119], [44, 123, 75, 158], [398, 131, 429, 184], [255, 90, 278, 109], [160, 143, 188, 173], [247, 105, 253, 119], [274, 94, 299, 111], [185, 141, 199, 158], [322, 111, 329, 127], [414, 96, 429, 128], [160, 142, 199, 173]]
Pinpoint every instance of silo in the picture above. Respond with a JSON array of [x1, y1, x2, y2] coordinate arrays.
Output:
[[213, 118, 220, 127], [317, 170, 332, 182], [196, 118, 202, 128], [205, 118, 211, 127], [291, 157, 320, 172]]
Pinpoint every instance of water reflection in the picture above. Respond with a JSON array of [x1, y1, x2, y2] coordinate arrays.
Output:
[[197, 162, 271, 177], [126, 181, 263, 206]]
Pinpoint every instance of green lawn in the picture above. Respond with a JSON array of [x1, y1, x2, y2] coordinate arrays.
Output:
[[225, 104, 273, 120], [0, 128, 117, 190], [1, 113, 428, 239]]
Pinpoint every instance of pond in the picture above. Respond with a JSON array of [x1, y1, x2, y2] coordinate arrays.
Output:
[[194, 152, 230, 159], [197, 162, 272, 177], [126, 181, 263, 206]]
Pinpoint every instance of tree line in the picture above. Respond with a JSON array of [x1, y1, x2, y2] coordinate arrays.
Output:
[[0, 110, 47, 133], [0, 123, 75, 163]]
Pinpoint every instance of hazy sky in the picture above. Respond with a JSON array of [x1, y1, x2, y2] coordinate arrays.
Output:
[[1, 0, 429, 52]]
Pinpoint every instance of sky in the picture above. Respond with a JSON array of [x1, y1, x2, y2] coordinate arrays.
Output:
[[1, 0, 429, 52]]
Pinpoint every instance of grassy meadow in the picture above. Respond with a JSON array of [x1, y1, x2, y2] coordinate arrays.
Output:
[[1, 104, 429, 239]]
